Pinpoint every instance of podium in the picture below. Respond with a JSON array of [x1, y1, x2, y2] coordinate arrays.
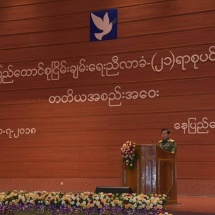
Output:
[[121, 144, 177, 204]]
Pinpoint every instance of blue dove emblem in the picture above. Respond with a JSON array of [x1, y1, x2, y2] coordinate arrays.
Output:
[[90, 9, 117, 41]]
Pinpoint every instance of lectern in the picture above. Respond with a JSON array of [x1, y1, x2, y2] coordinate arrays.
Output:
[[121, 144, 177, 204]]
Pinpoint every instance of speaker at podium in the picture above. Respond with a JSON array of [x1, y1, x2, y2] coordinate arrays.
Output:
[[121, 144, 177, 204]]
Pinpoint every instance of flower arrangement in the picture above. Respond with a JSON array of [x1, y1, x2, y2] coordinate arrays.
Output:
[[0, 191, 172, 215], [121, 141, 138, 169]]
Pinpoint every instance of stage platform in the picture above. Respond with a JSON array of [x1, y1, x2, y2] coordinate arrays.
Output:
[[166, 195, 215, 215]]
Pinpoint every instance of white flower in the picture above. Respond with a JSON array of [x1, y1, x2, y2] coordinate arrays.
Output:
[[45, 201, 50, 205], [157, 205, 163, 209]]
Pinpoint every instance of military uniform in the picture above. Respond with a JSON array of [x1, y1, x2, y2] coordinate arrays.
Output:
[[158, 139, 177, 153]]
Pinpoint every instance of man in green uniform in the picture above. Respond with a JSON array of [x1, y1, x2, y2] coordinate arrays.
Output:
[[158, 128, 177, 153]]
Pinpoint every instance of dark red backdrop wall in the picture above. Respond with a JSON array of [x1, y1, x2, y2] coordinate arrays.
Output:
[[0, 0, 214, 195]]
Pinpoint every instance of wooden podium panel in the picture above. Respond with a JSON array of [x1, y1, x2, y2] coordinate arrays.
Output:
[[122, 144, 177, 204]]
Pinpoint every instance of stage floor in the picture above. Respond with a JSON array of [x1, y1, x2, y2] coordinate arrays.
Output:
[[166, 195, 215, 215]]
